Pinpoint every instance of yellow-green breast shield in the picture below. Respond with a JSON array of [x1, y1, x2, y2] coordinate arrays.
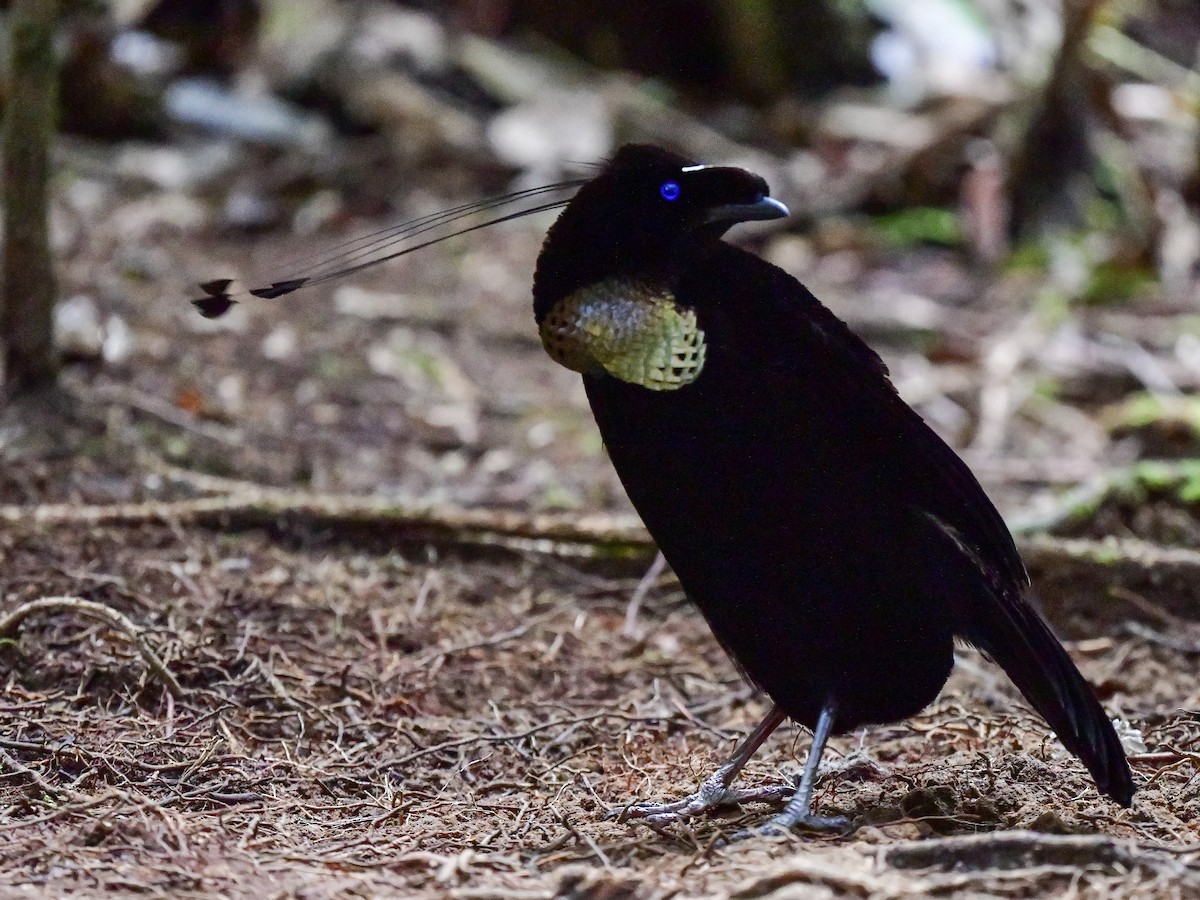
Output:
[[540, 279, 706, 391]]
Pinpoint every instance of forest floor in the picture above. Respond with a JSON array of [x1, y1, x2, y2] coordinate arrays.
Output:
[[0, 141, 1198, 897]]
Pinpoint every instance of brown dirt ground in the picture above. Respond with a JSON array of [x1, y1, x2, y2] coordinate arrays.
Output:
[[0, 518, 1195, 898], [1, 180, 1198, 897]]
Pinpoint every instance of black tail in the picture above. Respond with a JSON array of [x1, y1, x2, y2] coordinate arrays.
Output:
[[921, 510, 1135, 805], [963, 589, 1135, 806]]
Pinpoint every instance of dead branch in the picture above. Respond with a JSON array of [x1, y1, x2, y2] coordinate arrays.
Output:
[[0, 488, 653, 558], [1020, 533, 1200, 576], [1019, 534, 1200, 631], [0, 595, 185, 699], [881, 829, 1188, 877], [4, 485, 1196, 593]]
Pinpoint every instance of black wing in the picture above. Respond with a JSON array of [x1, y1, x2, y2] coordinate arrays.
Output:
[[740, 248, 1133, 804]]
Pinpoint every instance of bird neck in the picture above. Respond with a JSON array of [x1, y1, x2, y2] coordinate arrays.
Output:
[[532, 217, 695, 325]]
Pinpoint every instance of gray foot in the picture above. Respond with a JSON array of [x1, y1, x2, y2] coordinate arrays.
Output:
[[724, 811, 851, 843], [611, 780, 794, 827]]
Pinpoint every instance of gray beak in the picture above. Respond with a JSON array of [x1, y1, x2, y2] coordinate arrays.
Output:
[[704, 196, 790, 225]]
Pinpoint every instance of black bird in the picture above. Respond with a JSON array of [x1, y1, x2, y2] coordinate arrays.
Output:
[[194, 143, 1135, 832]]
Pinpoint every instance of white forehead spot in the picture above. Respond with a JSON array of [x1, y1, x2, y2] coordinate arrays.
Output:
[[680, 164, 711, 172]]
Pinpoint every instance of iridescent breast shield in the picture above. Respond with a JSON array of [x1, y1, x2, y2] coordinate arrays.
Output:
[[539, 279, 706, 391]]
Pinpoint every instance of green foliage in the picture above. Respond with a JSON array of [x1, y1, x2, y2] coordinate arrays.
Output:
[[1127, 459, 1200, 504], [873, 207, 963, 248], [1004, 242, 1052, 272], [1004, 238, 1157, 309], [1079, 262, 1157, 306], [1107, 394, 1200, 436]]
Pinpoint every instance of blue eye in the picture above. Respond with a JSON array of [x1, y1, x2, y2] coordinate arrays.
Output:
[[660, 181, 681, 201]]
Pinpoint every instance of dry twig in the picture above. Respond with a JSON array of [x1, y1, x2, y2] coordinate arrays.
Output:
[[0, 595, 185, 699]]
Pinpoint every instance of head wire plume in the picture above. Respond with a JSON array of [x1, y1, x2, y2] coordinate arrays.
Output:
[[190, 179, 587, 318]]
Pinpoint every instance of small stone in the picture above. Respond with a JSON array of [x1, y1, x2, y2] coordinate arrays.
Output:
[[55, 295, 104, 359]]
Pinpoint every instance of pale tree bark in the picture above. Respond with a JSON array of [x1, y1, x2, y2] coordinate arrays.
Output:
[[1, 0, 60, 394]]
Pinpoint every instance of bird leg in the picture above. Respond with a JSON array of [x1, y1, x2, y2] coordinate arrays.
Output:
[[611, 705, 794, 826], [728, 698, 850, 839]]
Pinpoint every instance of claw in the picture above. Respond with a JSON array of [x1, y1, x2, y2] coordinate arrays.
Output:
[[722, 812, 852, 844], [610, 782, 794, 827]]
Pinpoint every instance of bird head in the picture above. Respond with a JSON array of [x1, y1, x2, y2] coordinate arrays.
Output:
[[533, 145, 787, 317], [531, 144, 788, 390], [603, 143, 787, 234]]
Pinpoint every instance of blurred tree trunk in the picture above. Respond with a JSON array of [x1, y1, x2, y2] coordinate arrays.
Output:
[[1, 0, 60, 394], [712, 0, 786, 100], [1006, 0, 1098, 244], [489, 0, 877, 102], [1185, 128, 1200, 210]]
